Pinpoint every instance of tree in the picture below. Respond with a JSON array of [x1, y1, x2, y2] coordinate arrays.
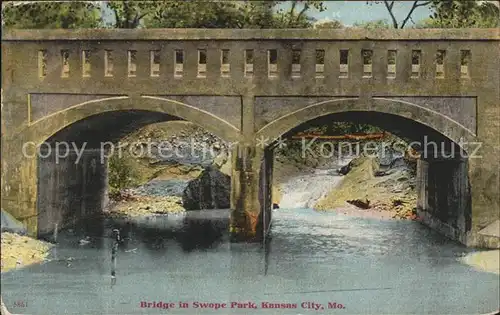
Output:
[[419, 0, 499, 28], [275, 0, 326, 28], [144, 1, 245, 28], [146, 0, 326, 29], [366, 0, 432, 28], [2, 1, 102, 29], [2, 1, 326, 30], [106, 1, 165, 29], [234, 1, 277, 28]]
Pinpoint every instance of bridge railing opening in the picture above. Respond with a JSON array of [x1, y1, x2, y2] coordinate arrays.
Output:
[[32, 46, 476, 82]]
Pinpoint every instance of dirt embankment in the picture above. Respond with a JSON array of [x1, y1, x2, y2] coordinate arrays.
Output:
[[315, 155, 417, 219], [1, 233, 53, 273]]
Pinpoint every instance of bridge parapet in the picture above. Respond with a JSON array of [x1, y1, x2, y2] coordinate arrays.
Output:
[[2, 29, 499, 98]]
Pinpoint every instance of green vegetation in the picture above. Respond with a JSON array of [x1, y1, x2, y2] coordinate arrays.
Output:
[[144, 1, 326, 29], [419, 0, 499, 28], [366, 0, 499, 29], [4, 0, 496, 30], [107, 153, 142, 196], [2, 1, 326, 30], [1, 1, 101, 29], [298, 122, 384, 136], [365, 0, 433, 29], [275, 122, 389, 169]]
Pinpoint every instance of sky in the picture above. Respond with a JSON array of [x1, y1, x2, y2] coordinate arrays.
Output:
[[283, 1, 433, 26]]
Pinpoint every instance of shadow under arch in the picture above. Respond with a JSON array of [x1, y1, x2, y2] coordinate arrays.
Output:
[[256, 98, 476, 152], [255, 97, 474, 243], [25, 96, 241, 145], [32, 96, 240, 237]]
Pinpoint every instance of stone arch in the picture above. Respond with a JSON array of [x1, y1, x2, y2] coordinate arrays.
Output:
[[254, 97, 476, 246], [24, 95, 241, 145], [256, 98, 476, 151], [27, 95, 241, 236]]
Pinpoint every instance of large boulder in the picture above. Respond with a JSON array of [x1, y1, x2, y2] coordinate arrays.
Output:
[[182, 166, 231, 210]]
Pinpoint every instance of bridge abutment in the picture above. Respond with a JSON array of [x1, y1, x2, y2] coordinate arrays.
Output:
[[467, 146, 500, 248], [416, 155, 472, 244], [1, 138, 38, 236], [416, 144, 500, 248], [36, 148, 108, 237], [0, 138, 109, 237]]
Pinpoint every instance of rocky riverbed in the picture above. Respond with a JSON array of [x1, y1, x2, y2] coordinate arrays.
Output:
[[106, 121, 419, 221], [105, 121, 307, 216]]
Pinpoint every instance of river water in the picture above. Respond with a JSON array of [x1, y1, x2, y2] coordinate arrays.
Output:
[[2, 160, 499, 314], [279, 166, 347, 209], [1, 207, 499, 314]]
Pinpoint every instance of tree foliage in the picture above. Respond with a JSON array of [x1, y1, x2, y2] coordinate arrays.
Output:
[[107, 153, 145, 196], [369, 0, 499, 29], [145, 1, 326, 29], [2, 1, 326, 29], [274, 0, 326, 28], [419, 0, 499, 28], [145, 1, 249, 28], [106, 1, 163, 28], [2, 1, 102, 29]]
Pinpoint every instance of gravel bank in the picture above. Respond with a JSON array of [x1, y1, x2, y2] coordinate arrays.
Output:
[[1, 232, 53, 273]]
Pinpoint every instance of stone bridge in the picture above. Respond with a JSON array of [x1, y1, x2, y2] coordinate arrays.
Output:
[[1, 29, 499, 247]]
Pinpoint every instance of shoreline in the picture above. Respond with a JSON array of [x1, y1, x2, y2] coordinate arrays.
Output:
[[320, 204, 406, 220], [319, 206, 499, 277], [0, 232, 53, 273], [107, 195, 185, 218], [460, 250, 500, 275]]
